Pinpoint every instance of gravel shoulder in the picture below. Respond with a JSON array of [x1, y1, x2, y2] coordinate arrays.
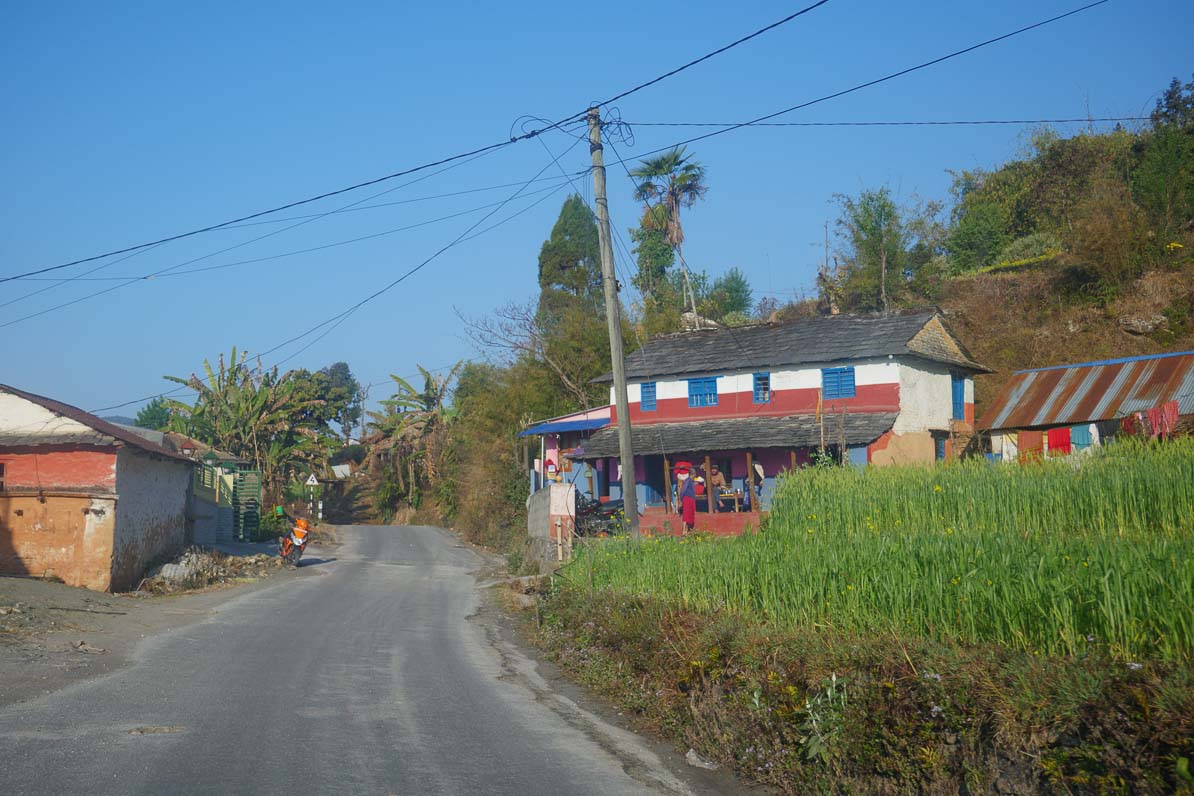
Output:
[[0, 547, 317, 708]]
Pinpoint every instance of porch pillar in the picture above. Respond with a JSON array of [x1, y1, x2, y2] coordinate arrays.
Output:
[[704, 454, 714, 514], [663, 455, 673, 513], [790, 449, 797, 472], [745, 451, 754, 512]]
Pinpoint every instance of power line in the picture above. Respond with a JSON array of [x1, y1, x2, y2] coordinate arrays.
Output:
[[620, 115, 1149, 128], [1, 122, 583, 285], [252, 139, 584, 363], [0, 147, 511, 324], [583, 1, 831, 112], [603, 0, 1113, 168], [9, 179, 575, 283], [85, 147, 582, 417], [7, 2, 836, 285]]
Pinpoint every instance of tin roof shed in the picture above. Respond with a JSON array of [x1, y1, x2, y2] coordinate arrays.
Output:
[[978, 351, 1194, 432]]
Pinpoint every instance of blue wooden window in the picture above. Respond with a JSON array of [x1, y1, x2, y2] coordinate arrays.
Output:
[[640, 382, 657, 412], [821, 367, 856, 399], [687, 377, 718, 408], [951, 373, 966, 420], [1071, 424, 1093, 450], [934, 436, 947, 461], [752, 372, 771, 404]]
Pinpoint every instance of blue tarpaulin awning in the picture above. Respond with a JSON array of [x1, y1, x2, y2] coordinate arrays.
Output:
[[517, 418, 609, 437]]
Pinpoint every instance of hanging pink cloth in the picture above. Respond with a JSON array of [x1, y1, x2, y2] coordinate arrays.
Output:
[[1147, 401, 1180, 438]]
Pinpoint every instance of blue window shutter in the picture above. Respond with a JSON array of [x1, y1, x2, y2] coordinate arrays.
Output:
[[641, 382, 656, 412], [821, 367, 856, 400], [934, 436, 946, 460], [951, 374, 965, 420], [687, 377, 718, 408], [753, 372, 771, 404]]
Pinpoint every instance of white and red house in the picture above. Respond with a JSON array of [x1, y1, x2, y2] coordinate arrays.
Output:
[[0, 384, 195, 591], [570, 312, 988, 533]]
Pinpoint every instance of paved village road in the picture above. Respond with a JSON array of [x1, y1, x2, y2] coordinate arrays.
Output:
[[0, 526, 731, 795]]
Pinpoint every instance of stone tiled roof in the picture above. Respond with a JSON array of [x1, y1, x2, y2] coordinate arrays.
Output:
[[0, 384, 191, 462], [569, 412, 898, 459], [595, 311, 988, 383]]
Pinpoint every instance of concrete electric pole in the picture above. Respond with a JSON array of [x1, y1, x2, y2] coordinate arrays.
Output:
[[587, 107, 640, 540]]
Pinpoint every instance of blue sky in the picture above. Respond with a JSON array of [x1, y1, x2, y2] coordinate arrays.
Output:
[[2, 0, 1190, 414]]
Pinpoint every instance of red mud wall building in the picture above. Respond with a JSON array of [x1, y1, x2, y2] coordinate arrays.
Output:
[[0, 385, 193, 591]]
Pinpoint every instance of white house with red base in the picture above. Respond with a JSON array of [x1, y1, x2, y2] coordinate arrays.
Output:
[[570, 312, 988, 533]]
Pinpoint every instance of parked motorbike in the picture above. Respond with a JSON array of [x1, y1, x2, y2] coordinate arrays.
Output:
[[278, 517, 310, 566], [575, 494, 625, 536]]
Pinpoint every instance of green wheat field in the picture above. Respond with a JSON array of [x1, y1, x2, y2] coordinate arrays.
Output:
[[564, 438, 1194, 661]]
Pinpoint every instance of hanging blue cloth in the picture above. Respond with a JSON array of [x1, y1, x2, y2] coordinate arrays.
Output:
[[1071, 424, 1093, 450]]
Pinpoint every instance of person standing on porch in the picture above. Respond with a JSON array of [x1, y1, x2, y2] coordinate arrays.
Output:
[[676, 465, 697, 534]]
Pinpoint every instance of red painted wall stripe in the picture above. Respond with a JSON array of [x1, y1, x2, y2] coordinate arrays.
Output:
[[0, 447, 118, 491], [613, 384, 900, 424]]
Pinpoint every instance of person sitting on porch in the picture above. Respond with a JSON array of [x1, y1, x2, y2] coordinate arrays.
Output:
[[676, 465, 697, 534], [708, 464, 728, 512]]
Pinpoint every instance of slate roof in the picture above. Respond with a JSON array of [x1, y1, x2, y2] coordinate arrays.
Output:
[[569, 412, 898, 459], [594, 312, 987, 383], [0, 384, 191, 462]]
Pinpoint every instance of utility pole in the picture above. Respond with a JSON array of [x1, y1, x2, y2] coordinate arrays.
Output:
[[588, 107, 640, 539]]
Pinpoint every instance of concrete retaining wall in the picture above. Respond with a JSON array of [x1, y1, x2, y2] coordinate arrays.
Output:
[[526, 483, 575, 563]]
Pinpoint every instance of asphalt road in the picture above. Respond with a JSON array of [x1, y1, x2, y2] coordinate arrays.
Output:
[[0, 526, 733, 795]]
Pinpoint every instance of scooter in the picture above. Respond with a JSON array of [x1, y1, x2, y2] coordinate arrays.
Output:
[[278, 517, 310, 566]]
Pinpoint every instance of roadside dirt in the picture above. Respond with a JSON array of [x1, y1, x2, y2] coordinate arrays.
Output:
[[0, 551, 296, 708]]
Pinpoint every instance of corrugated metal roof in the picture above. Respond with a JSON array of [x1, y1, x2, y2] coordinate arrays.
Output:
[[978, 351, 1194, 431], [517, 418, 609, 437]]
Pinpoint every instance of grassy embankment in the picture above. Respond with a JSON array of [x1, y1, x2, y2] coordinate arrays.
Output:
[[541, 439, 1194, 793]]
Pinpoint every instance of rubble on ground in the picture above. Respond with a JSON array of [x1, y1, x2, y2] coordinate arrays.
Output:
[[138, 547, 281, 594]]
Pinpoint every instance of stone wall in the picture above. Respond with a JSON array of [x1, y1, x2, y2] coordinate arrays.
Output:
[[111, 449, 192, 591]]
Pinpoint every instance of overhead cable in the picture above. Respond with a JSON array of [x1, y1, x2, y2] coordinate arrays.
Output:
[[603, 0, 1113, 167], [4, 2, 835, 284], [621, 115, 1148, 128]]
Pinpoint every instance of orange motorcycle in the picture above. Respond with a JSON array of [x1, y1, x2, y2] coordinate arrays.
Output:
[[278, 516, 310, 566]]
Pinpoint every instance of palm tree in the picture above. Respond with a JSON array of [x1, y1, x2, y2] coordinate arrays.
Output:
[[630, 146, 708, 315]]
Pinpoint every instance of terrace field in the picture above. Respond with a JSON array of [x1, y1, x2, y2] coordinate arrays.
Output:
[[564, 438, 1194, 662], [544, 439, 1194, 792]]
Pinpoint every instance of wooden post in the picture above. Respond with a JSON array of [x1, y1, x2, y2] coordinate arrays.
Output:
[[663, 455, 673, 513], [704, 454, 714, 514], [745, 451, 754, 512], [791, 449, 798, 472]]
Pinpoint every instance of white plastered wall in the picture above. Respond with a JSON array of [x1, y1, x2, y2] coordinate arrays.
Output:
[[620, 360, 901, 404], [111, 449, 191, 590], [892, 361, 954, 434], [0, 393, 95, 440]]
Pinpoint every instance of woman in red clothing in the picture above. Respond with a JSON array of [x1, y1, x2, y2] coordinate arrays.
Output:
[[676, 465, 697, 534]]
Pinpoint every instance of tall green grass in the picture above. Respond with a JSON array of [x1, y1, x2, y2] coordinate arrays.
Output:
[[563, 438, 1194, 661]]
